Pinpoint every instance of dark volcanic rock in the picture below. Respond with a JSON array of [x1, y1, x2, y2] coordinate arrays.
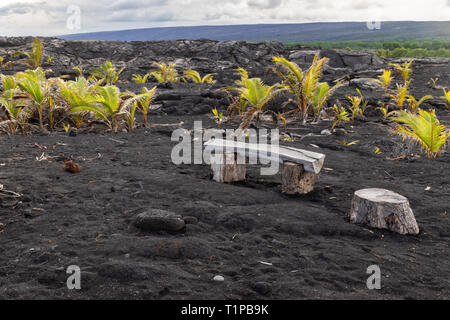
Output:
[[134, 209, 185, 232], [0, 37, 385, 82], [182, 216, 198, 225], [251, 282, 272, 296]]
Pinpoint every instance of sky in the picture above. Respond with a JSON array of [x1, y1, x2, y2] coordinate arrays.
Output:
[[0, 0, 449, 36]]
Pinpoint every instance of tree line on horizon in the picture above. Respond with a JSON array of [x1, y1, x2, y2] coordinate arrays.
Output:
[[285, 39, 450, 58]]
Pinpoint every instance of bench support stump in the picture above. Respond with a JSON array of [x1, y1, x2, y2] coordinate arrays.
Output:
[[282, 162, 316, 194], [349, 188, 419, 235], [211, 152, 246, 183]]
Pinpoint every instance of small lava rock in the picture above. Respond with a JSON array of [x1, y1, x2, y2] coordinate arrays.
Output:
[[333, 128, 347, 136], [251, 282, 272, 296], [183, 216, 198, 224], [134, 209, 185, 232]]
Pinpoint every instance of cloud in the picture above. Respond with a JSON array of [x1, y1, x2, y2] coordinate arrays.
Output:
[[0, 1, 48, 16], [247, 0, 283, 9], [0, 0, 448, 36]]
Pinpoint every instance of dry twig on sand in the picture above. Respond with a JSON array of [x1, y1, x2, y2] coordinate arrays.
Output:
[[0, 184, 22, 198]]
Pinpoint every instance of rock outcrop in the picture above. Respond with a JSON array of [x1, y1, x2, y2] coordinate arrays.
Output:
[[0, 37, 385, 79]]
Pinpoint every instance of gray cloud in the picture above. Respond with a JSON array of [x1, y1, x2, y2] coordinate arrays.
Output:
[[0, 1, 48, 16], [247, 0, 283, 9], [0, 0, 447, 36]]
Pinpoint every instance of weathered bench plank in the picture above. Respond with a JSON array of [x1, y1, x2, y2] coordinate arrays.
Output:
[[204, 139, 325, 174]]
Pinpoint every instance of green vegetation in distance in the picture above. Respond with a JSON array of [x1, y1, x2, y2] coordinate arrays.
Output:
[[284, 39, 450, 58]]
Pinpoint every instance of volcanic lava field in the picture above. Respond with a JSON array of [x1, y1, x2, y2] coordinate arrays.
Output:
[[0, 38, 449, 299]]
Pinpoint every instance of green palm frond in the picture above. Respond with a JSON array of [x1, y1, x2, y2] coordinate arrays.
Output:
[[184, 69, 216, 83], [1, 75, 17, 91], [229, 76, 282, 111], [441, 89, 450, 109], [70, 103, 111, 127], [16, 70, 48, 103], [132, 73, 151, 84], [70, 85, 121, 130], [201, 73, 216, 84], [407, 94, 433, 113], [272, 56, 304, 84], [390, 109, 449, 158], [312, 80, 343, 120], [57, 76, 98, 118], [303, 55, 328, 98], [389, 82, 410, 109], [94, 85, 121, 115]]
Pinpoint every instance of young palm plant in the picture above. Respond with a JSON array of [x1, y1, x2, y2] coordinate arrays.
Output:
[[122, 86, 157, 127], [183, 69, 216, 84], [57, 76, 98, 128], [0, 76, 30, 134], [211, 108, 223, 129], [347, 94, 362, 122], [132, 73, 151, 84], [389, 82, 410, 110], [71, 85, 156, 132], [331, 104, 350, 131], [346, 89, 368, 121], [10, 37, 44, 69], [375, 70, 392, 93], [15, 68, 50, 132], [150, 62, 179, 83], [389, 59, 413, 86], [390, 109, 449, 158], [271, 55, 340, 123], [311, 81, 343, 121], [124, 101, 138, 131], [70, 85, 121, 131], [90, 61, 125, 85], [225, 68, 282, 129]]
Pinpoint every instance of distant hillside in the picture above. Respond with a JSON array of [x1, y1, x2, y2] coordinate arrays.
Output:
[[59, 21, 450, 42]]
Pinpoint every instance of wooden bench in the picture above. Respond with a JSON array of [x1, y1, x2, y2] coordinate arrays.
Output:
[[204, 139, 325, 194]]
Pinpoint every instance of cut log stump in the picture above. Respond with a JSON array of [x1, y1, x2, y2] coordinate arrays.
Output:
[[281, 162, 316, 195], [349, 188, 419, 235], [211, 152, 246, 183]]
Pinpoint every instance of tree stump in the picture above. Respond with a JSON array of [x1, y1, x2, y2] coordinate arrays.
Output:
[[211, 152, 246, 183], [281, 162, 316, 195], [349, 188, 419, 235]]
